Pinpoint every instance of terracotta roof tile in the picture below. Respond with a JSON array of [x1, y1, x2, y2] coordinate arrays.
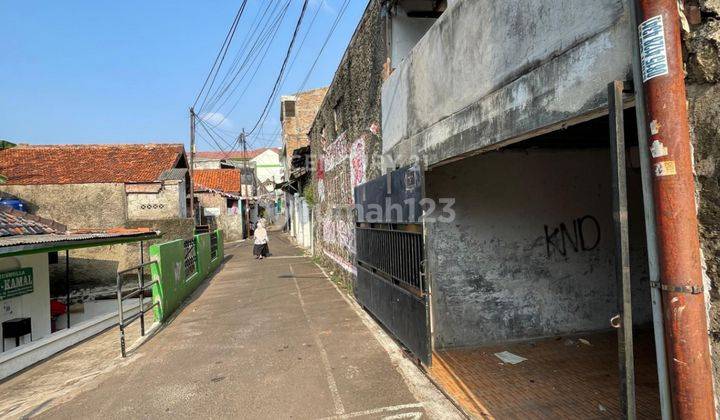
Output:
[[0, 206, 65, 237], [193, 169, 242, 193], [0, 144, 186, 185]]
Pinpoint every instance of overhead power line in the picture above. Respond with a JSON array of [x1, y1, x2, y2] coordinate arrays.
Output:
[[247, 0, 311, 135], [250, 0, 351, 149], [202, 1, 290, 115], [192, 0, 249, 110]]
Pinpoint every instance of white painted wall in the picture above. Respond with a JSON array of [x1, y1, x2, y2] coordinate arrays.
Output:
[[0, 253, 51, 352], [251, 149, 283, 186], [426, 148, 652, 349]]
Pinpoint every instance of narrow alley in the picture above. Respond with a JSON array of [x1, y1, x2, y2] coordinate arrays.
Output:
[[3, 233, 459, 419]]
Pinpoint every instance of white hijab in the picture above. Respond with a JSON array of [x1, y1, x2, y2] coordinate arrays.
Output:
[[254, 221, 268, 244]]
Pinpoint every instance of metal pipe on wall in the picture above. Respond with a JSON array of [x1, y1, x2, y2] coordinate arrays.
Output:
[[635, 0, 715, 417], [625, 0, 672, 417]]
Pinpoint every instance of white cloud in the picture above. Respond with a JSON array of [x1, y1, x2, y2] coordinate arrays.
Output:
[[309, 0, 335, 15], [199, 112, 234, 130]]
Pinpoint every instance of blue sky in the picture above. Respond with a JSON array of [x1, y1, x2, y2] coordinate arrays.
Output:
[[0, 0, 367, 151]]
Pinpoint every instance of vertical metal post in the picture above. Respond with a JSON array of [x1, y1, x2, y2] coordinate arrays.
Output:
[[65, 250, 70, 330], [625, 0, 672, 416], [635, 1, 716, 417], [609, 81, 636, 419], [138, 241, 145, 337], [116, 273, 126, 358]]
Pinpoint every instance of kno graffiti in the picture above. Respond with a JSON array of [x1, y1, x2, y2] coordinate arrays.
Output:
[[543, 215, 601, 258]]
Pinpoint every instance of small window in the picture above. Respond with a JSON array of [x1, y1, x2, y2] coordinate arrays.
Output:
[[333, 99, 344, 134], [284, 100, 296, 118]]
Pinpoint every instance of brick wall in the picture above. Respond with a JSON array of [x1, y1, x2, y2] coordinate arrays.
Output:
[[282, 87, 328, 166]]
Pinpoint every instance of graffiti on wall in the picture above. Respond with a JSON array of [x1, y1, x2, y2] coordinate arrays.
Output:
[[324, 132, 348, 172], [349, 135, 366, 194], [322, 219, 356, 254], [543, 215, 601, 258]]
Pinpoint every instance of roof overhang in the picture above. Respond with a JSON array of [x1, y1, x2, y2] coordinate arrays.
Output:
[[0, 231, 161, 258]]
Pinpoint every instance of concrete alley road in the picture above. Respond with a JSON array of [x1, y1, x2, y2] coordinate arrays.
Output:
[[35, 233, 461, 419]]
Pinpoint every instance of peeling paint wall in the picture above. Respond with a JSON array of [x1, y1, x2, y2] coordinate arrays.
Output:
[[426, 148, 652, 349], [382, 0, 633, 168], [684, 0, 720, 401], [308, 0, 385, 284]]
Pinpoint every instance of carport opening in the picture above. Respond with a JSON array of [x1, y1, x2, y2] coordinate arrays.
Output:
[[424, 109, 660, 418]]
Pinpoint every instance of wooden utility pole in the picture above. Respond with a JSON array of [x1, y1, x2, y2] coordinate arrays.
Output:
[[189, 107, 196, 222]]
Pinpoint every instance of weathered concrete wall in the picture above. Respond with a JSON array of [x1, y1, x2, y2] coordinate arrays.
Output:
[[382, 0, 632, 168], [126, 181, 185, 221], [0, 183, 193, 296], [426, 148, 652, 348], [0, 183, 132, 294], [308, 0, 386, 284], [196, 192, 244, 241], [390, 2, 435, 65], [684, 0, 720, 402], [0, 183, 127, 229]]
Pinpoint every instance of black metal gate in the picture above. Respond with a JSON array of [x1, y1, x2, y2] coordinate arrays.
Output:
[[353, 164, 430, 365]]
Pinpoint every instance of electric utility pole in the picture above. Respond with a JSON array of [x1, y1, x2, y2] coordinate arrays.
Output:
[[189, 107, 196, 221], [239, 129, 251, 237]]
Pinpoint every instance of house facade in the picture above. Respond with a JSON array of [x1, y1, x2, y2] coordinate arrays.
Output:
[[192, 169, 246, 241], [279, 87, 329, 249], [280, 87, 328, 176], [0, 144, 195, 293], [299, 0, 720, 417]]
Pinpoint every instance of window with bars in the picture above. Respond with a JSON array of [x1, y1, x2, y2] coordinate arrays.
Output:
[[184, 239, 197, 278], [210, 234, 218, 260]]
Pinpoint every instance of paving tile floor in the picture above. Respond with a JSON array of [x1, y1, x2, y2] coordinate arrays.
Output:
[[430, 330, 661, 419]]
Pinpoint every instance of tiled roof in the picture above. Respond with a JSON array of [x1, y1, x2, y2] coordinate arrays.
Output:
[[195, 148, 280, 160], [0, 144, 186, 185], [193, 169, 242, 193], [0, 206, 65, 237]]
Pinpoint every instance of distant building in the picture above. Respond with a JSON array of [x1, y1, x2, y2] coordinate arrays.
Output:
[[278, 87, 328, 249], [192, 169, 246, 241], [280, 87, 328, 177], [0, 144, 195, 291], [195, 147, 283, 187]]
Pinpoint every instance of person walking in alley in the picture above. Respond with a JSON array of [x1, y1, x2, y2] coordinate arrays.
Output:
[[253, 220, 269, 259]]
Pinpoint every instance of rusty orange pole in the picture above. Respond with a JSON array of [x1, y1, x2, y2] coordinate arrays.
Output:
[[636, 1, 715, 417]]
